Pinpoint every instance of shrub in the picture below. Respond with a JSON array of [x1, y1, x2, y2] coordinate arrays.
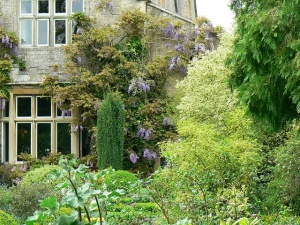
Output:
[[0, 185, 12, 213], [0, 210, 18, 225], [104, 170, 138, 191], [97, 93, 125, 170], [22, 164, 62, 186], [10, 182, 55, 220]]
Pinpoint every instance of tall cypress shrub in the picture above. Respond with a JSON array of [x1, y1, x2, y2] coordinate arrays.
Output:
[[97, 93, 125, 170]]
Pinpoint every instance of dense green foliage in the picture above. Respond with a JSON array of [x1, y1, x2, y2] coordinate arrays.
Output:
[[97, 93, 125, 170], [0, 209, 17, 225], [41, 9, 220, 168], [10, 182, 55, 221], [228, 0, 300, 130], [21, 165, 62, 186], [103, 169, 138, 191]]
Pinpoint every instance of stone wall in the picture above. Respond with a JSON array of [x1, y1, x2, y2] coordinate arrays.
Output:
[[0, 0, 195, 83]]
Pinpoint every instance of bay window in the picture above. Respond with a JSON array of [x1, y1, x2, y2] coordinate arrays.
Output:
[[0, 94, 79, 163]]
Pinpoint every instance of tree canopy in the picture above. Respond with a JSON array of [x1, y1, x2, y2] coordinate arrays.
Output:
[[228, 0, 300, 130]]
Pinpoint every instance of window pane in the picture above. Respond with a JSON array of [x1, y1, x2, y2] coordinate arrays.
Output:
[[38, 20, 49, 45], [38, 0, 49, 13], [57, 123, 71, 155], [37, 123, 51, 158], [2, 122, 9, 162], [17, 97, 31, 117], [21, 0, 32, 14], [55, 20, 66, 45], [72, 0, 84, 13], [55, 0, 66, 13], [2, 100, 9, 117], [20, 20, 33, 45], [37, 97, 51, 116], [17, 123, 31, 157]]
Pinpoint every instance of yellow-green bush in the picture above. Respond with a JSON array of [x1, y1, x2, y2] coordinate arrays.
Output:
[[0, 210, 17, 225], [22, 165, 62, 186]]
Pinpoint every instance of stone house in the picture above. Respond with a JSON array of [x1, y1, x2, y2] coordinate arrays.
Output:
[[0, 0, 197, 163]]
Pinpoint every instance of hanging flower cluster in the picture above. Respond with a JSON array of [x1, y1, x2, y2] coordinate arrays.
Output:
[[128, 77, 150, 95]]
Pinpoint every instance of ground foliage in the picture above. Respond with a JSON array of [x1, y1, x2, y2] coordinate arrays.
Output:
[[41, 8, 221, 168], [228, 0, 300, 130]]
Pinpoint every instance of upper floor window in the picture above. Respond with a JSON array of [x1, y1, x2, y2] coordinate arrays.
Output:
[[19, 0, 84, 47]]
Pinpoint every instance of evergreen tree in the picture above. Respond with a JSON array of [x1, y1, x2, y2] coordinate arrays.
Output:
[[97, 93, 125, 170], [228, 0, 300, 130]]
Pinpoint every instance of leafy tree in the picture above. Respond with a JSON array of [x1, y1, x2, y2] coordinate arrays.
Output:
[[158, 34, 262, 222], [228, 0, 300, 130], [97, 93, 125, 170]]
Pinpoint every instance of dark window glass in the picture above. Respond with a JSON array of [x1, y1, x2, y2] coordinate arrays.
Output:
[[37, 123, 51, 158], [37, 97, 51, 117], [55, 20, 66, 44], [17, 97, 31, 117], [38, 0, 49, 13], [55, 0, 66, 13], [2, 100, 9, 117], [57, 123, 71, 154], [3, 122, 9, 162], [17, 123, 31, 158]]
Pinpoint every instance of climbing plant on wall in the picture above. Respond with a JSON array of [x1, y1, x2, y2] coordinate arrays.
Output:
[[41, 8, 222, 168]]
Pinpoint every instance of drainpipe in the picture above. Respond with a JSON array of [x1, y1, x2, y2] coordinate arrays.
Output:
[[194, 0, 198, 17], [174, 0, 178, 13]]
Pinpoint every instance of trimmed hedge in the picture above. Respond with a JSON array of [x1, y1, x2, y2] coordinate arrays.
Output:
[[0, 210, 17, 225]]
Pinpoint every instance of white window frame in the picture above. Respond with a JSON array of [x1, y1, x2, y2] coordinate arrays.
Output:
[[20, 0, 33, 15], [16, 96, 32, 118], [16, 122, 32, 161], [37, 19, 50, 46]]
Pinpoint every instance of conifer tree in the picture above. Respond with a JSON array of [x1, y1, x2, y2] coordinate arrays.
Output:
[[97, 93, 125, 170]]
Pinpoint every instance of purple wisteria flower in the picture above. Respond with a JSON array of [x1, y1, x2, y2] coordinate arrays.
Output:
[[3, 53, 8, 58], [74, 125, 79, 132], [128, 78, 150, 95], [107, 2, 114, 11], [136, 127, 146, 137], [0, 98, 6, 110], [163, 22, 175, 37], [62, 110, 71, 118], [163, 117, 172, 126], [195, 25, 200, 35], [169, 56, 176, 70], [77, 56, 82, 64], [76, 27, 83, 34], [144, 129, 153, 141], [82, 116, 87, 122], [165, 43, 171, 48], [143, 149, 152, 160], [143, 149, 157, 160], [174, 43, 185, 52], [12, 45, 19, 55], [102, 9, 107, 15], [130, 153, 138, 164]]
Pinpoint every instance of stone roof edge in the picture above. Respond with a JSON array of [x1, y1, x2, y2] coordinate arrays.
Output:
[[146, 2, 194, 24]]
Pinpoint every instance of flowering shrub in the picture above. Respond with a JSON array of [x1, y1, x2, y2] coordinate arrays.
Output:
[[41, 9, 222, 170]]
